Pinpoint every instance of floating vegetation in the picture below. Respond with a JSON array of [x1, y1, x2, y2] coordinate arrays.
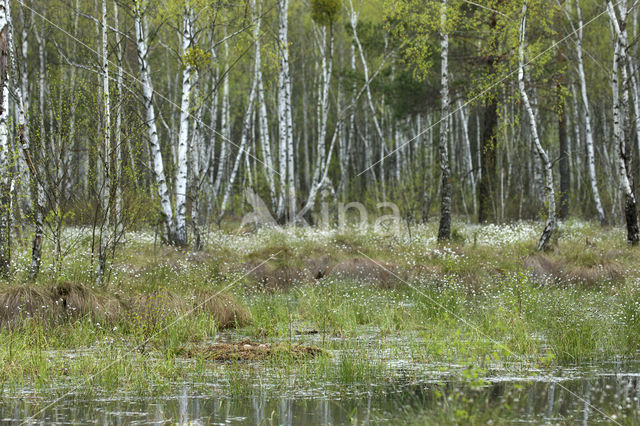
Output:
[[180, 340, 325, 361]]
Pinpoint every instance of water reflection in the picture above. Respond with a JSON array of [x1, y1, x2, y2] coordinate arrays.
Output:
[[2, 372, 639, 424]]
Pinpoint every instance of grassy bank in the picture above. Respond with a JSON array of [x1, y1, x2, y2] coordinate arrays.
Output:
[[1, 220, 639, 398]]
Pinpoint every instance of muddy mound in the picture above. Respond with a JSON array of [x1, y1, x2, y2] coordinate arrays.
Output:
[[0, 282, 121, 328], [325, 257, 402, 288], [306, 255, 335, 279], [246, 261, 312, 290], [0, 284, 250, 330], [523, 253, 625, 286], [523, 255, 561, 283], [180, 340, 324, 361], [130, 290, 252, 329], [0, 285, 58, 326]]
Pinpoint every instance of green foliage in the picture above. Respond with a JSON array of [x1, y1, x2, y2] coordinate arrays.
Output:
[[182, 45, 212, 71], [311, 0, 342, 26]]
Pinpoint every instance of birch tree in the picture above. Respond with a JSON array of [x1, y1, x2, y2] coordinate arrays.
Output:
[[574, 0, 606, 225], [175, 7, 195, 246], [518, 2, 556, 251], [608, 1, 639, 244], [97, 0, 111, 285], [437, 0, 451, 241], [276, 0, 295, 221], [134, 0, 177, 244], [0, 0, 11, 277]]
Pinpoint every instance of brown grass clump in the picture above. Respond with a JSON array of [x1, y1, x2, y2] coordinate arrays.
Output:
[[52, 282, 121, 321], [195, 291, 252, 328], [523, 252, 625, 287], [325, 257, 402, 288], [0, 285, 58, 327], [306, 255, 336, 279], [523, 255, 560, 284], [0, 282, 122, 328], [129, 290, 252, 329], [180, 339, 324, 361], [128, 290, 191, 328], [562, 261, 624, 286], [246, 261, 312, 290]]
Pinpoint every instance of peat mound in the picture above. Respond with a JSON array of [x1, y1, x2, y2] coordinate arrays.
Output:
[[180, 339, 324, 361], [0, 283, 250, 330], [523, 253, 624, 286], [325, 257, 402, 288]]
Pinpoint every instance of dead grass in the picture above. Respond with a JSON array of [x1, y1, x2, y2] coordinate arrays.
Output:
[[0, 284, 251, 330], [0, 282, 123, 328], [180, 339, 324, 361], [325, 257, 402, 288], [0, 285, 58, 327], [246, 261, 312, 290], [523, 251, 625, 287], [195, 291, 252, 328]]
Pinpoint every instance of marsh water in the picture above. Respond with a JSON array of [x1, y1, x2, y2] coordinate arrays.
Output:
[[2, 360, 639, 424]]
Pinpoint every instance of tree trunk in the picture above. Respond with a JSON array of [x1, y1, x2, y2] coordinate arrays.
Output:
[[609, 2, 639, 244], [174, 8, 195, 246], [134, 3, 176, 243], [575, 0, 605, 225], [437, 0, 451, 241], [519, 3, 556, 251], [478, 14, 498, 224], [97, 0, 111, 285], [276, 0, 295, 221], [558, 83, 569, 220]]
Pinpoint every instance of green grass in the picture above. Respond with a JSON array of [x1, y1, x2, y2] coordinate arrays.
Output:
[[1, 221, 640, 399]]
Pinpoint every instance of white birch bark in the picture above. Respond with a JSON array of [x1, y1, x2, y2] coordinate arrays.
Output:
[[11, 2, 42, 279], [610, 3, 640, 243], [458, 99, 477, 216], [276, 0, 295, 220], [213, 36, 230, 199], [348, 0, 386, 196], [114, 0, 123, 237], [304, 25, 333, 219], [134, 2, 176, 242], [220, 80, 257, 216], [609, 1, 640, 189], [174, 7, 195, 246], [253, 0, 277, 208], [97, 0, 111, 285], [437, 0, 451, 241], [518, 2, 556, 251], [575, 0, 605, 224], [0, 0, 11, 276]]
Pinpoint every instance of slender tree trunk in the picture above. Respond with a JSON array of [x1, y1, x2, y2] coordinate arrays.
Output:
[[0, 0, 12, 277], [276, 0, 295, 221], [519, 3, 556, 251], [437, 0, 451, 241], [114, 0, 123, 238], [478, 14, 498, 224], [458, 100, 477, 217], [213, 36, 230, 199], [134, 3, 176, 243], [174, 8, 195, 246], [575, 0, 606, 225], [97, 0, 111, 285], [609, 2, 639, 244], [558, 82, 569, 220], [220, 80, 257, 216], [253, 0, 276, 209]]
